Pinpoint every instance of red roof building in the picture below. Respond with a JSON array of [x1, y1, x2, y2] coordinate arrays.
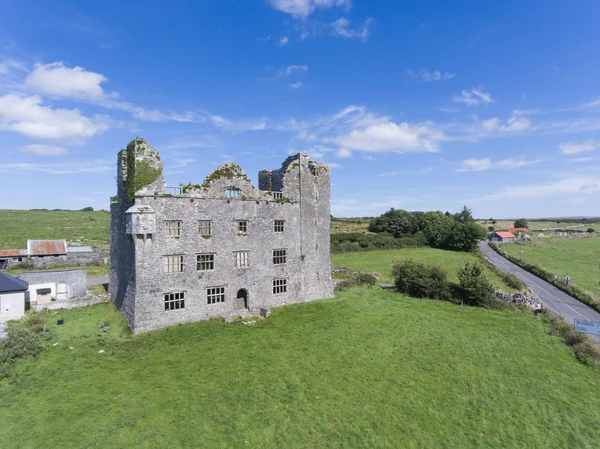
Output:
[[27, 240, 67, 256]]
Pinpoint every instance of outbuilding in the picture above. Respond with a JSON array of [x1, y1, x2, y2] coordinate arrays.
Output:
[[489, 231, 517, 243], [0, 272, 29, 322]]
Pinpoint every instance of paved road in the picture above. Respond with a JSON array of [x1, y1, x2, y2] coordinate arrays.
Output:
[[479, 242, 600, 342]]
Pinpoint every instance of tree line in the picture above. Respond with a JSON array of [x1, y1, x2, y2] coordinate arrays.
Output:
[[367, 206, 486, 252]]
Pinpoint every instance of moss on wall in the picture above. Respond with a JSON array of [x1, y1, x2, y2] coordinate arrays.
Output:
[[126, 138, 162, 202]]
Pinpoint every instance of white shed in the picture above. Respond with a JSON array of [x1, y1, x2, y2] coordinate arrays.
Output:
[[0, 272, 29, 322]]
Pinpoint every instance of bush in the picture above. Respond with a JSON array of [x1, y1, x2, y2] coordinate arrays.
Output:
[[457, 263, 495, 307], [587, 228, 595, 233], [0, 328, 45, 379], [330, 232, 426, 254], [392, 259, 452, 301], [334, 272, 379, 292], [573, 341, 600, 368]]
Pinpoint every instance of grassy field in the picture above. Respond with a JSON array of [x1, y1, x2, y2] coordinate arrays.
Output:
[[332, 248, 516, 291], [3, 263, 110, 278], [502, 236, 600, 298], [0, 209, 110, 250], [478, 220, 598, 232], [330, 217, 371, 234], [2, 289, 600, 448]]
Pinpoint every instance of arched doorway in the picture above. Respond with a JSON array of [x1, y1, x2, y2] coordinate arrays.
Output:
[[236, 289, 248, 309]]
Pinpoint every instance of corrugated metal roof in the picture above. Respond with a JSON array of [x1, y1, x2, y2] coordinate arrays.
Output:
[[27, 240, 67, 256], [495, 231, 516, 238], [67, 246, 94, 253], [0, 249, 27, 258], [0, 272, 29, 292]]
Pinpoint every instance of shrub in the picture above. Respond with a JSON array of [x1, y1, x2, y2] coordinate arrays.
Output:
[[0, 328, 45, 379], [334, 272, 378, 292], [457, 262, 495, 307], [392, 259, 451, 301], [330, 232, 426, 254], [573, 341, 600, 368], [587, 228, 595, 233]]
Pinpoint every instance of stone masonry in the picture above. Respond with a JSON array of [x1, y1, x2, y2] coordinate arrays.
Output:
[[110, 138, 334, 334]]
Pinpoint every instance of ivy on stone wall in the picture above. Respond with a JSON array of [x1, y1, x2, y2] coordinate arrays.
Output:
[[126, 138, 162, 202]]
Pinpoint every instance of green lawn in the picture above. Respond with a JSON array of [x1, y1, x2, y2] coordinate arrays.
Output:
[[332, 248, 515, 290], [0, 209, 110, 250], [502, 237, 600, 298], [2, 290, 600, 448]]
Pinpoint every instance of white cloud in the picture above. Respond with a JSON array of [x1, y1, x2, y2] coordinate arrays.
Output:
[[282, 64, 308, 76], [458, 157, 539, 172], [18, 144, 68, 155], [408, 69, 455, 83], [268, 0, 351, 19], [0, 94, 109, 141], [453, 87, 493, 106], [331, 17, 372, 41], [558, 139, 598, 155], [0, 57, 28, 75], [278, 36, 289, 46], [290, 81, 304, 89], [478, 115, 531, 133], [334, 148, 352, 158], [573, 157, 594, 162], [0, 161, 112, 174], [25, 62, 113, 101], [333, 118, 444, 153]]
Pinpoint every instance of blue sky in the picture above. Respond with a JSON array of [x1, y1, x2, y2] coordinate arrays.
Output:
[[1, 0, 600, 218]]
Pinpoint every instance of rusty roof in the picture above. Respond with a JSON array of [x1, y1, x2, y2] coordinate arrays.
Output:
[[0, 249, 27, 258], [27, 240, 67, 256]]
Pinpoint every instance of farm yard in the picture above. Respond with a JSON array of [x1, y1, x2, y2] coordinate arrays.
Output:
[[501, 236, 600, 298]]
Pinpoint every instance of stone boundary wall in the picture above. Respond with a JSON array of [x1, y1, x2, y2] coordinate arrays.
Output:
[[34, 295, 110, 311]]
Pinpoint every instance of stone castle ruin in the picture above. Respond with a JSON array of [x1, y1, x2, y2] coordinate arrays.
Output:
[[110, 138, 333, 333]]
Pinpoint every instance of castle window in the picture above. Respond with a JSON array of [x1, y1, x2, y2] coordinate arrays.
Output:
[[274, 220, 285, 233], [196, 253, 215, 271], [226, 188, 240, 199], [273, 278, 287, 294], [163, 255, 184, 273], [165, 220, 182, 237], [273, 249, 287, 265], [207, 286, 225, 304], [234, 250, 249, 268], [164, 292, 185, 311], [198, 220, 212, 236], [273, 192, 283, 199], [237, 220, 248, 234]]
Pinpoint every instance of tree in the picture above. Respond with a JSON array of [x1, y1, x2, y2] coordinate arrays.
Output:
[[421, 211, 454, 248], [588, 228, 596, 233], [80, 206, 94, 211], [492, 219, 497, 225], [454, 205, 474, 224], [514, 218, 529, 228], [457, 262, 495, 307], [488, 226, 495, 232]]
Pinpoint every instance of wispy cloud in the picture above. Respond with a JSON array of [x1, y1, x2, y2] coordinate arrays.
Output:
[[277, 36, 289, 46], [268, 0, 352, 19], [558, 139, 598, 155], [282, 64, 308, 76], [0, 161, 112, 174], [18, 144, 68, 155], [408, 69, 456, 83], [290, 81, 304, 89], [453, 87, 493, 106], [458, 157, 541, 172], [479, 176, 600, 200], [331, 17, 373, 41]]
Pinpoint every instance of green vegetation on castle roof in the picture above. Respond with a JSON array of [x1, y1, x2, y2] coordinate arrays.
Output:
[[125, 138, 162, 202]]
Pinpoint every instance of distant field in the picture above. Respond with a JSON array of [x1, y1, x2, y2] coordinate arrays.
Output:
[[502, 236, 600, 298], [330, 218, 371, 234], [0, 209, 110, 250], [478, 220, 598, 232], [332, 248, 517, 291], [3, 289, 600, 448]]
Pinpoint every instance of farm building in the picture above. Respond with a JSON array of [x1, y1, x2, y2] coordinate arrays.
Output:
[[0, 250, 27, 270], [0, 272, 28, 322], [489, 231, 517, 243], [0, 240, 101, 270], [110, 137, 334, 334]]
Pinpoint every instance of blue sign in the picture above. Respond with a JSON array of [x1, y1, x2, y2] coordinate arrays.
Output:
[[574, 319, 600, 336]]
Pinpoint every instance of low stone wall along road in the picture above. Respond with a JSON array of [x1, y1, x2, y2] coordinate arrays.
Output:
[[479, 242, 600, 342]]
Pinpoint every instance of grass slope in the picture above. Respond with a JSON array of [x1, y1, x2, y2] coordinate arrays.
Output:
[[0, 209, 110, 250], [332, 248, 515, 290], [502, 237, 600, 297], [2, 290, 600, 448]]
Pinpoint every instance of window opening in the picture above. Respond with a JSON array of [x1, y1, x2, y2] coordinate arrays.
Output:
[[165, 220, 182, 237], [273, 249, 287, 265], [234, 251, 249, 268], [163, 255, 184, 273], [197, 253, 215, 271], [274, 220, 285, 233], [207, 286, 225, 304], [164, 292, 185, 311], [273, 279, 287, 294]]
